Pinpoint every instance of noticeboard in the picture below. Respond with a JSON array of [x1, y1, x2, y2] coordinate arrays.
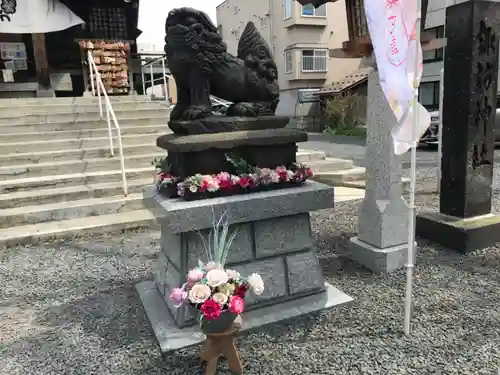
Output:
[[298, 89, 320, 103]]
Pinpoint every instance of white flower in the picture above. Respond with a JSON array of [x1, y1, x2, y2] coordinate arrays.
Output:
[[189, 185, 198, 193], [212, 292, 228, 305], [247, 273, 264, 296], [205, 269, 229, 287], [188, 283, 212, 304]]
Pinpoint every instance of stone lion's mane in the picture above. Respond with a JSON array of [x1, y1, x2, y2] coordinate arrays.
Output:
[[165, 9, 229, 75]]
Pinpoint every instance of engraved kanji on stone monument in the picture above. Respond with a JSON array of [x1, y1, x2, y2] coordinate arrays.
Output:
[[438, 2, 499, 218]]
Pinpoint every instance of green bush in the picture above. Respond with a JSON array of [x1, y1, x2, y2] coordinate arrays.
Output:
[[324, 94, 366, 137]]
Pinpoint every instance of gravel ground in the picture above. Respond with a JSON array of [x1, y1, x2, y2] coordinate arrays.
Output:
[[2, 168, 500, 374]]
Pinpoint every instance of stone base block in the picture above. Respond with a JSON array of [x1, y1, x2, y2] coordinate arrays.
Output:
[[416, 212, 500, 253], [348, 236, 416, 273], [143, 181, 334, 327], [136, 280, 353, 354]]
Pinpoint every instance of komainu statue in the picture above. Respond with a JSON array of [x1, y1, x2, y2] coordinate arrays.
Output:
[[165, 7, 280, 121]]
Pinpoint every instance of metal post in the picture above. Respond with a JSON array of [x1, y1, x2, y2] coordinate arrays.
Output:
[[161, 57, 168, 102], [88, 52, 95, 96], [149, 64, 154, 99], [404, 0, 422, 337], [437, 69, 444, 192], [106, 106, 114, 157], [141, 60, 146, 96], [97, 77, 102, 119]]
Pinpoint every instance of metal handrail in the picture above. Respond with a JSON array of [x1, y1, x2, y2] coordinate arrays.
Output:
[[139, 55, 232, 108], [87, 50, 128, 196], [140, 55, 174, 104]]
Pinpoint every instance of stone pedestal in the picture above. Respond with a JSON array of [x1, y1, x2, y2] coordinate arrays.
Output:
[[348, 72, 411, 273], [137, 182, 353, 353], [416, 1, 500, 253], [156, 128, 307, 179]]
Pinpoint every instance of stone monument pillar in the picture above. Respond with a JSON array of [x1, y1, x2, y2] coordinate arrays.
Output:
[[416, 0, 500, 253], [348, 72, 410, 273]]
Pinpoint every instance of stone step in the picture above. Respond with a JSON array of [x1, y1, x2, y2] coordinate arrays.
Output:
[[0, 112, 168, 133], [0, 102, 163, 117], [0, 209, 155, 248], [307, 157, 355, 173], [0, 143, 164, 166], [0, 152, 163, 180], [0, 124, 166, 143], [0, 193, 145, 228], [0, 177, 151, 209], [0, 167, 153, 196], [0, 95, 152, 107], [296, 150, 326, 162], [338, 177, 411, 191], [0, 133, 159, 154], [312, 166, 367, 186]]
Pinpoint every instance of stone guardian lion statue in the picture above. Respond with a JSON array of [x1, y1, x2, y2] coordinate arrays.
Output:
[[165, 7, 280, 121]]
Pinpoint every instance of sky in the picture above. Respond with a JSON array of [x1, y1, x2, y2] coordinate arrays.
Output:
[[137, 0, 220, 47]]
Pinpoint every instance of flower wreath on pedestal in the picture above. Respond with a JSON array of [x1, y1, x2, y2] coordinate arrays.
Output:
[[153, 153, 314, 200], [168, 213, 264, 334]]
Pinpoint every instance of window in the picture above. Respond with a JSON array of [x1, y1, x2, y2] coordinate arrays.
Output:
[[423, 26, 445, 62], [346, 0, 368, 39], [301, 4, 326, 17], [301, 49, 327, 72], [285, 51, 293, 73], [284, 0, 292, 20], [419, 81, 439, 111]]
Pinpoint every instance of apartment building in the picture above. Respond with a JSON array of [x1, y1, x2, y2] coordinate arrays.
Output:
[[216, 0, 361, 116]]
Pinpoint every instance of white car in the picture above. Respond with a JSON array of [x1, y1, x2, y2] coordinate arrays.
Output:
[[419, 110, 440, 146], [421, 107, 500, 146]]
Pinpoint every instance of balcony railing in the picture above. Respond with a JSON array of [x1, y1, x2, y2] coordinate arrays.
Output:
[[301, 55, 327, 72]]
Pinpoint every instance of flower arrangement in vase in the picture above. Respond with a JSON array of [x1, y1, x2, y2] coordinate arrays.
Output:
[[168, 212, 264, 334]]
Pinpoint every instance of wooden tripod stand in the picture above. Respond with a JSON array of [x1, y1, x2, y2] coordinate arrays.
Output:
[[200, 316, 243, 375]]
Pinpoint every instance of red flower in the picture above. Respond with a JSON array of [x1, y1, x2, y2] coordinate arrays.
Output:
[[306, 168, 313, 177], [238, 176, 251, 189], [201, 299, 222, 320], [229, 296, 245, 314], [219, 179, 234, 191], [234, 283, 247, 298], [199, 179, 209, 193]]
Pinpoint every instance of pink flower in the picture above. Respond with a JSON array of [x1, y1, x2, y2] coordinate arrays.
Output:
[[217, 172, 231, 182], [275, 166, 289, 182], [204, 261, 222, 271], [226, 269, 239, 280], [206, 177, 220, 192], [169, 287, 187, 308], [217, 172, 234, 191], [187, 268, 205, 285], [229, 296, 245, 314]]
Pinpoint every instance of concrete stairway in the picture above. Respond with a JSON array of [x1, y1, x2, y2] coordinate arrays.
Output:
[[0, 96, 167, 247], [0, 98, 363, 248]]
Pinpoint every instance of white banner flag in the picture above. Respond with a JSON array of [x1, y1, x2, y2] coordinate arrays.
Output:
[[0, 0, 84, 34], [365, 0, 430, 155]]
